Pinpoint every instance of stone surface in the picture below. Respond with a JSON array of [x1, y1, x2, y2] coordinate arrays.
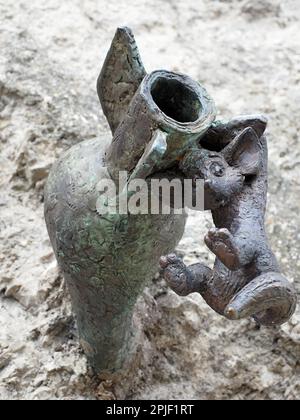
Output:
[[0, 0, 299, 400]]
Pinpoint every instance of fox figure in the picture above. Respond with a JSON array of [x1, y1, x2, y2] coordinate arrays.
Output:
[[160, 117, 297, 326]]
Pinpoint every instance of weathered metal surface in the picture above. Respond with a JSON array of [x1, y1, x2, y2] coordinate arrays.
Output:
[[105, 69, 216, 181], [161, 117, 297, 326], [44, 27, 215, 373], [45, 27, 297, 375]]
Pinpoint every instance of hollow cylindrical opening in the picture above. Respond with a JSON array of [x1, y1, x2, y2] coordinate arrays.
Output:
[[150, 76, 202, 123]]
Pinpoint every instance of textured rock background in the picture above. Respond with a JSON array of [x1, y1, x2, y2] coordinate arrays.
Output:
[[0, 0, 300, 400]]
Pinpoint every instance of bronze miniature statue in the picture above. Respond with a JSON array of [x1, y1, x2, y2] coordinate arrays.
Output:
[[160, 120, 297, 326], [44, 27, 297, 374]]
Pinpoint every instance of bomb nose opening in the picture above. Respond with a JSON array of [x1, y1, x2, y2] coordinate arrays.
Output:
[[151, 76, 202, 123]]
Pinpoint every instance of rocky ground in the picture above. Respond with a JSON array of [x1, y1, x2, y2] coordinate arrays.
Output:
[[0, 0, 300, 400]]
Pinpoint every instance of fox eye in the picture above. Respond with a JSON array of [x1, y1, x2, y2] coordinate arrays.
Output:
[[210, 162, 225, 177]]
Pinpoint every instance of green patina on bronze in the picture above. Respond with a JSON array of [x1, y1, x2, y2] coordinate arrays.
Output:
[[44, 27, 216, 373], [45, 27, 297, 374]]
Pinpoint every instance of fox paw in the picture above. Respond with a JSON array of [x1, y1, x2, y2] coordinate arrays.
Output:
[[205, 228, 240, 271], [159, 254, 192, 296]]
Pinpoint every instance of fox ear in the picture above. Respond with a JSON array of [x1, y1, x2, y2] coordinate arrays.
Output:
[[97, 27, 146, 134], [222, 128, 262, 175], [200, 114, 267, 151]]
